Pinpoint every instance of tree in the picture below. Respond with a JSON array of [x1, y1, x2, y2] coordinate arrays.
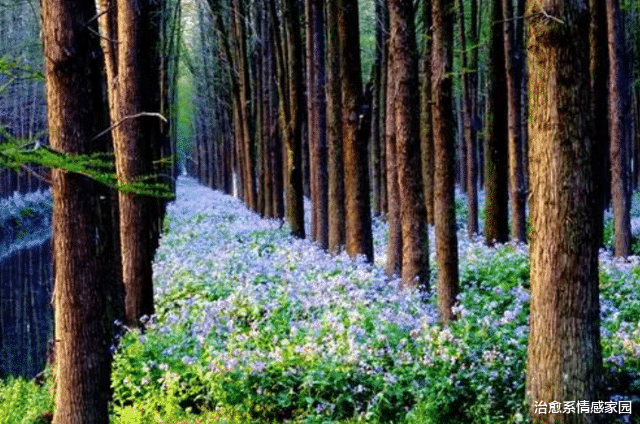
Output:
[[431, 0, 458, 321], [484, 0, 509, 245], [99, 0, 159, 326], [306, 0, 328, 249], [389, 0, 429, 288], [42, 0, 117, 419], [526, 0, 602, 421], [607, 0, 631, 257], [503, 0, 526, 242], [420, 0, 435, 227], [589, 0, 609, 249], [339, 0, 374, 262], [326, 0, 346, 252], [230, 0, 257, 211], [457, 0, 479, 236], [370, 0, 385, 216], [385, 39, 402, 276], [272, 0, 305, 238]]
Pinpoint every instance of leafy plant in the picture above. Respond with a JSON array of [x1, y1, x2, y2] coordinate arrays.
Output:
[[0, 376, 52, 424]]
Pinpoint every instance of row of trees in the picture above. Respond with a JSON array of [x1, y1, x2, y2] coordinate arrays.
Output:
[[2, 0, 639, 421], [188, 0, 639, 422], [34, 0, 180, 421], [190, 0, 640, 255]]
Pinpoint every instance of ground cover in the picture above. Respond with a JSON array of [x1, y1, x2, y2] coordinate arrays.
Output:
[[1, 177, 639, 423], [109, 177, 640, 423]]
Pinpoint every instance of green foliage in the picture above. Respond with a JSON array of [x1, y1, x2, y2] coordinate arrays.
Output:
[[603, 214, 615, 248], [0, 130, 175, 200], [358, 0, 376, 80], [0, 376, 52, 424], [176, 74, 194, 172], [455, 192, 468, 228]]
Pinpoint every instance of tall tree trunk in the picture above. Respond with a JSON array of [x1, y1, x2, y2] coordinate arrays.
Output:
[[306, 0, 328, 249], [274, 0, 305, 238], [432, 0, 458, 322], [42, 0, 116, 419], [231, 0, 257, 211], [265, 3, 285, 219], [99, 0, 157, 326], [590, 0, 609, 249], [607, 0, 631, 258], [379, 0, 390, 216], [503, 0, 526, 242], [339, 0, 374, 262], [420, 0, 435, 227], [306, 0, 318, 240], [390, 0, 429, 288], [259, 3, 272, 218], [385, 41, 402, 277], [514, 0, 527, 195], [484, 0, 509, 245], [526, 0, 602, 421], [457, 0, 478, 237], [370, 0, 384, 216], [326, 0, 346, 252], [141, 0, 169, 256]]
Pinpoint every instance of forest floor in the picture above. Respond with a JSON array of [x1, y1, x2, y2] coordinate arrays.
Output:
[[107, 177, 640, 423], [2, 176, 640, 423]]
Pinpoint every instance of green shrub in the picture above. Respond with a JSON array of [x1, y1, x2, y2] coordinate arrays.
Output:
[[0, 376, 52, 424]]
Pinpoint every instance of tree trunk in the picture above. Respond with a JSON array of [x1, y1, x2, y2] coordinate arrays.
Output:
[[274, 0, 305, 238], [420, 0, 435, 227], [339, 0, 374, 262], [231, 0, 257, 211], [306, 0, 328, 249], [432, 0, 458, 322], [607, 0, 631, 258], [385, 41, 402, 277], [484, 0, 509, 245], [590, 0, 609, 249], [42, 0, 116, 419], [326, 0, 346, 253], [457, 0, 478, 237], [370, 0, 384, 216], [99, 0, 157, 326], [389, 0, 429, 288], [503, 0, 526, 242], [526, 0, 603, 421]]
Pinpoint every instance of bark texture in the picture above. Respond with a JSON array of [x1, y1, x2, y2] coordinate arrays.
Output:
[[526, 0, 603, 422], [607, 0, 631, 257], [432, 0, 458, 322], [42, 0, 115, 420], [420, 0, 435, 227], [339, 0, 374, 262], [306, 0, 328, 249], [326, 0, 345, 253], [385, 40, 402, 277], [503, 0, 526, 242], [389, 0, 429, 288], [457, 0, 478, 237], [99, 0, 156, 326], [484, 0, 510, 245]]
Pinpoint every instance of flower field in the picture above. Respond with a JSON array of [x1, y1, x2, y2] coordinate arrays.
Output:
[[108, 177, 640, 423], [1, 176, 639, 423]]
